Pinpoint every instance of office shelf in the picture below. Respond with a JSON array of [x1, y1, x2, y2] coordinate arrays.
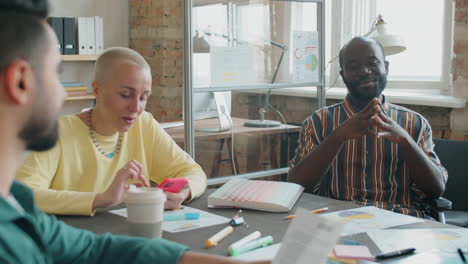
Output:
[[65, 95, 95, 101], [62, 55, 98, 61], [61, 55, 97, 114]]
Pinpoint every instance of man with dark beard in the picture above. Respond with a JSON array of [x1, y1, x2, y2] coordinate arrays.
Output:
[[288, 37, 447, 218], [0, 0, 269, 263]]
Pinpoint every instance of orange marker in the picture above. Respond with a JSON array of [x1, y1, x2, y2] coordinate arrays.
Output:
[[283, 207, 329, 220], [205, 226, 234, 248]]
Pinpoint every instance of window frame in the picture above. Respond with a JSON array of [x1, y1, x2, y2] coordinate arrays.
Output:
[[327, 0, 455, 93]]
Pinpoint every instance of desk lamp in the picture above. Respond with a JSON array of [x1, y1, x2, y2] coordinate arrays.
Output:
[[243, 41, 287, 128], [193, 31, 211, 53], [364, 15, 406, 56]]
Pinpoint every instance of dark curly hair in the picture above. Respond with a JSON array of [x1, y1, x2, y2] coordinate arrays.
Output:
[[0, 0, 49, 18], [0, 0, 50, 75]]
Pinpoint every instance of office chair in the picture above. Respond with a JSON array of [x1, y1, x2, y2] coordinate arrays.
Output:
[[429, 138, 468, 227]]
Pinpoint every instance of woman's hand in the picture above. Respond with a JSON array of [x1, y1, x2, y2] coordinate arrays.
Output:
[[164, 185, 191, 210], [93, 160, 149, 209]]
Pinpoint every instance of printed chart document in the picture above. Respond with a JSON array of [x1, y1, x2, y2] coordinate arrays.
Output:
[[367, 229, 468, 254], [110, 206, 230, 233], [273, 207, 344, 264], [292, 31, 319, 82], [322, 206, 424, 236]]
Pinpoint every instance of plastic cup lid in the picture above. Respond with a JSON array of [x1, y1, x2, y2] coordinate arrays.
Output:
[[124, 187, 166, 204]]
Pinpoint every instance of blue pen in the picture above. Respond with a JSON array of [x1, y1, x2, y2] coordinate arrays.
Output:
[[228, 236, 273, 256], [164, 212, 200, 221]]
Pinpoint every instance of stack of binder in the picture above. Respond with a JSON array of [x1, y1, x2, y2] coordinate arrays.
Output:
[[47, 16, 104, 55], [63, 82, 89, 97]]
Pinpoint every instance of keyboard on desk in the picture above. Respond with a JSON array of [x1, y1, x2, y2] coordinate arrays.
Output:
[[208, 178, 304, 212]]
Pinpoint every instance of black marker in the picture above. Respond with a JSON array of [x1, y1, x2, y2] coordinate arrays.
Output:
[[458, 248, 467, 264], [375, 248, 416, 260]]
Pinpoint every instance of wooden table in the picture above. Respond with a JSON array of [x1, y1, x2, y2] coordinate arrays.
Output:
[[163, 118, 300, 177], [163, 118, 299, 143], [59, 189, 454, 261]]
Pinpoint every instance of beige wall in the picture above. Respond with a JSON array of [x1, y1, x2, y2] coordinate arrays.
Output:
[[49, 0, 129, 48], [50, 0, 130, 115]]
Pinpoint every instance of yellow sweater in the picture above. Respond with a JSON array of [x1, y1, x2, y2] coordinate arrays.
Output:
[[16, 111, 207, 216]]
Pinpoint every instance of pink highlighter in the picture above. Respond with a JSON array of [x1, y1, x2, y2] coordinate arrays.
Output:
[[158, 178, 188, 193]]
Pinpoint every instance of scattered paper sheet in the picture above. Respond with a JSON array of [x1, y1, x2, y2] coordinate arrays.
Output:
[[367, 228, 468, 254], [210, 46, 255, 87], [382, 249, 465, 264], [110, 206, 230, 233], [322, 206, 424, 236], [159, 121, 184, 129], [233, 243, 380, 264], [273, 207, 344, 264]]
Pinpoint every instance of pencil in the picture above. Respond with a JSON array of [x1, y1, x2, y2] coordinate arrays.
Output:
[[283, 207, 329, 220]]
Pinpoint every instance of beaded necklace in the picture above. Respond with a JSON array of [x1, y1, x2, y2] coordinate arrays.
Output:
[[88, 109, 122, 158]]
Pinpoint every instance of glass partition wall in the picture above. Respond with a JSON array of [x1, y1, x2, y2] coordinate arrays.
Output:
[[183, 0, 325, 185]]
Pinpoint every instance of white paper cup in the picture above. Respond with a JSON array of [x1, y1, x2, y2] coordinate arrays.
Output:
[[124, 187, 166, 239]]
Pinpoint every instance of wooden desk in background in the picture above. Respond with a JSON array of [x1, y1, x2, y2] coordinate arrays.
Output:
[[163, 118, 300, 178]]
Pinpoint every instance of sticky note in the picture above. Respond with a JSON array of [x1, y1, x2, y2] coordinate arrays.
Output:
[[164, 212, 200, 221], [342, 240, 360, 246], [333, 245, 374, 260]]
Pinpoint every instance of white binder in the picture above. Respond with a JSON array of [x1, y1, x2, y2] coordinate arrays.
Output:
[[87, 17, 96, 55], [94, 16, 104, 55], [77, 17, 96, 55], [77, 17, 88, 55]]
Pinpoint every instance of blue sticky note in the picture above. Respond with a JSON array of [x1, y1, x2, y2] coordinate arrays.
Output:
[[342, 239, 360, 245], [185, 213, 201, 220], [164, 212, 200, 221]]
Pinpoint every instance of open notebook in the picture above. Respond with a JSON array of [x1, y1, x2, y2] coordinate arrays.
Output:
[[208, 178, 304, 212]]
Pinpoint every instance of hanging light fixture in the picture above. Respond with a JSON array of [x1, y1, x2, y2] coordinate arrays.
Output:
[[364, 15, 406, 56]]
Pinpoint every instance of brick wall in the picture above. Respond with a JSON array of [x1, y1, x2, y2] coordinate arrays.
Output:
[[130, 0, 184, 122], [450, 0, 468, 138], [453, 0, 468, 80]]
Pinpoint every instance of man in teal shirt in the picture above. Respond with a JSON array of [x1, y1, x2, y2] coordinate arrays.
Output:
[[0, 182, 188, 263], [0, 1, 267, 263]]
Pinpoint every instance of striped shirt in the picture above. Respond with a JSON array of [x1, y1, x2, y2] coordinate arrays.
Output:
[[289, 95, 448, 217]]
